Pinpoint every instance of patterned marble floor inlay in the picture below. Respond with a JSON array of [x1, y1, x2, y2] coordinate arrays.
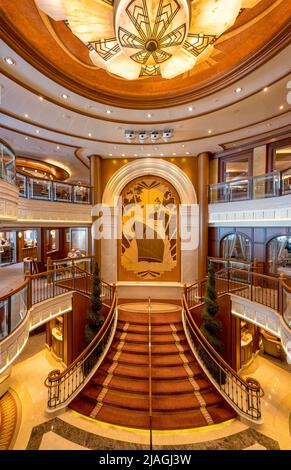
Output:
[[26, 418, 280, 450]]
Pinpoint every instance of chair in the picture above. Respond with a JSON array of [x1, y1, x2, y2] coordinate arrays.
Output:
[[260, 329, 284, 360]]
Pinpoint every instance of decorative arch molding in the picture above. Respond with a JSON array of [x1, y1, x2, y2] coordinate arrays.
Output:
[[102, 158, 197, 206], [100, 158, 198, 285]]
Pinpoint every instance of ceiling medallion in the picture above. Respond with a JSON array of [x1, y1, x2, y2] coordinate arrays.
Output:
[[36, 0, 260, 80]]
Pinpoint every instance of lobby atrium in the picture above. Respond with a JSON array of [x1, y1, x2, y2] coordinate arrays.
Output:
[[0, 0, 290, 454]]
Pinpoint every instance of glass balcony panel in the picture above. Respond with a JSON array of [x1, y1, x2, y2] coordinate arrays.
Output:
[[282, 169, 291, 195], [0, 143, 16, 185], [209, 183, 229, 203], [253, 172, 280, 199], [10, 287, 28, 332], [29, 178, 52, 200], [282, 286, 291, 328], [229, 179, 250, 201], [73, 186, 90, 204], [53, 182, 72, 202], [0, 300, 9, 340], [16, 173, 27, 197]]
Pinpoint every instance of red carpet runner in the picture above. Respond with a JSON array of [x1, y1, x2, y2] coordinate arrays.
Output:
[[69, 303, 236, 430]]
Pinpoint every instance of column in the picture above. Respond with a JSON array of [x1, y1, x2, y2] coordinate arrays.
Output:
[[198, 152, 211, 279], [89, 155, 102, 268]]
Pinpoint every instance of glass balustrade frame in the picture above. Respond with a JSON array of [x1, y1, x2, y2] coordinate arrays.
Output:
[[209, 169, 291, 203], [15, 173, 92, 205]]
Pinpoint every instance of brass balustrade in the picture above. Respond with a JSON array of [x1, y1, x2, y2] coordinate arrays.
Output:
[[148, 297, 153, 450], [45, 292, 117, 409], [182, 294, 264, 421]]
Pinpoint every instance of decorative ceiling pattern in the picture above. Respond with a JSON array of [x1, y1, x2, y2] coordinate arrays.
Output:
[[0, 0, 290, 107], [34, 0, 262, 80]]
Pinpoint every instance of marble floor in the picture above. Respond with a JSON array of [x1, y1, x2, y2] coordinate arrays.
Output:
[[0, 263, 24, 296], [3, 336, 290, 450]]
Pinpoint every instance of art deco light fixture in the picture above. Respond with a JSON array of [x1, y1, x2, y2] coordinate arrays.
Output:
[[36, 0, 260, 80]]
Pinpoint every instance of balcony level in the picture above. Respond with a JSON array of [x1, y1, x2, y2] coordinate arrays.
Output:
[[208, 170, 291, 227]]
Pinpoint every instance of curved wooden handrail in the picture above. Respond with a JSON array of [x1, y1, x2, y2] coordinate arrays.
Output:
[[45, 292, 117, 386], [0, 278, 29, 302]]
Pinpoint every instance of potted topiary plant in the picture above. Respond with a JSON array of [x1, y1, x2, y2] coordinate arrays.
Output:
[[199, 264, 226, 384], [84, 262, 104, 346]]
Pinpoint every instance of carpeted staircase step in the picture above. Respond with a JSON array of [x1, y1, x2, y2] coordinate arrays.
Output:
[[100, 361, 202, 380], [106, 350, 194, 366], [117, 322, 184, 335], [91, 373, 212, 395], [69, 399, 236, 430], [81, 386, 225, 412], [118, 310, 182, 324], [110, 340, 191, 356], [114, 331, 187, 344]]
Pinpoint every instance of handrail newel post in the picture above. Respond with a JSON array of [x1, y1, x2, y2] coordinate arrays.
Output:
[[25, 271, 32, 309]]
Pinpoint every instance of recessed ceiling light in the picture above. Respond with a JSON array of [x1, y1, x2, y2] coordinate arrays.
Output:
[[182, 144, 185, 148], [106, 109, 112, 114], [172, 152, 176, 156], [188, 107, 193, 112], [35, 129, 40, 134], [185, 152, 190, 155], [61, 93, 69, 99], [25, 137, 28, 141], [57, 146, 60, 150], [279, 105, 284, 110], [134, 154, 138, 157], [147, 153, 151, 157], [24, 114, 29, 118], [160, 153, 164, 156], [208, 130, 212, 134], [88, 132, 92, 137], [4, 57, 15, 66], [109, 153, 112, 156], [147, 113, 152, 118], [235, 87, 242, 93], [121, 153, 125, 157], [114, 146, 117, 150], [263, 87, 268, 92], [39, 96, 44, 101]]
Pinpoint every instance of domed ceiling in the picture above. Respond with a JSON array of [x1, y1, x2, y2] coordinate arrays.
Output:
[[0, 0, 290, 108]]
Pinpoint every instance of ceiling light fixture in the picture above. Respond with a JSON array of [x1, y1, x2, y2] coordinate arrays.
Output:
[[61, 93, 69, 99], [106, 109, 112, 114], [24, 114, 29, 118], [185, 151, 190, 155], [188, 107, 193, 112], [35, 129, 40, 134], [36, 0, 257, 80], [4, 56, 15, 65], [147, 113, 152, 118], [279, 105, 284, 110], [235, 87, 242, 93], [208, 130, 212, 134], [39, 96, 44, 101], [25, 137, 28, 141], [263, 87, 268, 92], [57, 145, 60, 150], [88, 132, 92, 137]]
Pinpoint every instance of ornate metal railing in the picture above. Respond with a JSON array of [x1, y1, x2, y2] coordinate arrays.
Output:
[[0, 265, 115, 344], [45, 292, 117, 410], [209, 168, 291, 204], [182, 295, 263, 421]]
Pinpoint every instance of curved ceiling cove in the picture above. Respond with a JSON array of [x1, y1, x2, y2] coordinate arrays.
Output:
[[0, 0, 290, 107]]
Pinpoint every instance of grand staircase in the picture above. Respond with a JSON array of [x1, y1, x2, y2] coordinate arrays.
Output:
[[69, 302, 236, 430]]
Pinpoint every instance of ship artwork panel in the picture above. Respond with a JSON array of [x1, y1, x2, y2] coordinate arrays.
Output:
[[118, 176, 181, 282]]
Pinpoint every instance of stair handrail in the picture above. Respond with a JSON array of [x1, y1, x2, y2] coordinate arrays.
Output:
[[182, 294, 264, 422], [45, 290, 118, 410], [148, 297, 153, 450]]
